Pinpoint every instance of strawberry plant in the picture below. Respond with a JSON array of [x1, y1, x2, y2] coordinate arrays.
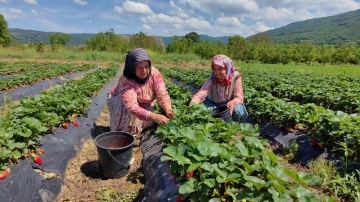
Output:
[[0, 66, 118, 176], [154, 79, 331, 201]]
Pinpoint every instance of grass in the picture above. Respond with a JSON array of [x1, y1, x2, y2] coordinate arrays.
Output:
[[1, 46, 360, 76], [237, 61, 360, 76]]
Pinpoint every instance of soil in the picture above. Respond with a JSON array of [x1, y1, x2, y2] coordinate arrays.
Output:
[[56, 106, 145, 202]]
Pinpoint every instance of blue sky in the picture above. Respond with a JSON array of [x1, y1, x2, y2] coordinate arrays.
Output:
[[1, 0, 360, 37]]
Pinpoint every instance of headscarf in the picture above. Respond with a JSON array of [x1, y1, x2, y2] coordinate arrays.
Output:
[[123, 48, 152, 84], [210, 54, 235, 86]]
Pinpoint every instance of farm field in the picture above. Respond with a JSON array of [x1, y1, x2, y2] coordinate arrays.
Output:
[[0, 56, 359, 202]]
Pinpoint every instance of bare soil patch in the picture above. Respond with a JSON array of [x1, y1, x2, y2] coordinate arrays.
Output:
[[56, 106, 144, 202]]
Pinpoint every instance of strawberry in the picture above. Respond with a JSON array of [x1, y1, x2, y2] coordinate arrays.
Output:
[[0, 170, 8, 179], [62, 123, 68, 129], [31, 153, 43, 165], [38, 149, 45, 155], [348, 153, 354, 158], [72, 120, 79, 127], [186, 170, 194, 179], [310, 139, 317, 147], [293, 125, 299, 130], [109, 146, 114, 149], [176, 195, 182, 202]]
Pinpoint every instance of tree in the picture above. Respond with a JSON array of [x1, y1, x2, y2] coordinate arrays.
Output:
[[49, 33, 70, 48], [0, 14, 12, 47], [85, 29, 130, 52], [227, 35, 248, 61], [184, 32, 200, 44], [248, 33, 272, 45], [129, 32, 164, 52]]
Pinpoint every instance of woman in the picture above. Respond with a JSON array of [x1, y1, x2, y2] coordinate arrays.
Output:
[[190, 54, 248, 122], [107, 48, 175, 135]]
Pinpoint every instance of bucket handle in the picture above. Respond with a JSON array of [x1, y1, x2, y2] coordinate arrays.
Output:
[[107, 150, 133, 168]]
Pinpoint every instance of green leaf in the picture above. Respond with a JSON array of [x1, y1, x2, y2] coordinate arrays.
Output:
[[201, 162, 213, 172], [235, 141, 249, 157], [179, 127, 196, 139], [244, 175, 266, 190], [12, 150, 22, 159], [179, 178, 196, 194], [201, 178, 216, 188], [187, 163, 201, 172]]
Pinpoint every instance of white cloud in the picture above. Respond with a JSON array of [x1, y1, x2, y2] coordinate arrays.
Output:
[[23, 0, 38, 5], [169, 0, 189, 19], [181, 0, 259, 15], [142, 24, 151, 30], [251, 21, 273, 32], [2, 8, 23, 19], [0, 0, 10, 3], [88, 20, 92, 24], [114, 0, 153, 15], [31, 9, 38, 14], [141, 13, 183, 24], [184, 17, 212, 30], [73, 0, 88, 6]]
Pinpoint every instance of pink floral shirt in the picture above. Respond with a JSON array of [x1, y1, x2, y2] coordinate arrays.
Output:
[[110, 67, 171, 120], [191, 72, 244, 104]]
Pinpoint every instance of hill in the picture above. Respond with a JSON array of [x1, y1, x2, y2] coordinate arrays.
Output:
[[251, 9, 360, 45], [9, 28, 229, 46]]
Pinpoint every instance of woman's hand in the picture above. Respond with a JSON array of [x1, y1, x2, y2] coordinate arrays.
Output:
[[226, 100, 237, 116], [149, 113, 169, 125], [165, 109, 176, 119]]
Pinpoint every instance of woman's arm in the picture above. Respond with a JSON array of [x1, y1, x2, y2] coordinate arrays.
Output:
[[152, 68, 172, 112], [231, 74, 244, 104], [190, 78, 212, 104]]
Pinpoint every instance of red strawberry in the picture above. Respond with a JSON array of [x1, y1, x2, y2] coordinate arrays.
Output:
[[38, 149, 45, 155], [310, 139, 317, 147], [62, 123, 68, 129], [186, 170, 194, 179], [293, 125, 299, 130], [0, 170, 8, 179], [72, 120, 79, 127], [31, 153, 43, 165], [176, 195, 182, 202]]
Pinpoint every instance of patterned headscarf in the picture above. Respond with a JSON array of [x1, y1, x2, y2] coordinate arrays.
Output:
[[123, 48, 152, 84], [210, 54, 235, 85]]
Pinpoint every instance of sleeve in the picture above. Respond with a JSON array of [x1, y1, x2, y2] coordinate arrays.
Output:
[[120, 79, 151, 120], [153, 68, 172, 112], [190, 78, 213, 104], [232, 74, 244, 104]]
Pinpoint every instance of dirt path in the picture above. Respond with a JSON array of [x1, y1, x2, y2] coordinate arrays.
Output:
[[56, 106, 144, 202]]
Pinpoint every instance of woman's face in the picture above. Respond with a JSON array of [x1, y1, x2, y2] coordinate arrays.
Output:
[[212, 64, 227, 80], [135, 60, 150, 79]]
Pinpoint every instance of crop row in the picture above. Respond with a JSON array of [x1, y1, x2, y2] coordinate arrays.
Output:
[[160, 67, 360, 161], [0, 63, 96, 91], [0, 66, 117, 174], [156, 79, 333, 201], [241, 69, 360, 114]]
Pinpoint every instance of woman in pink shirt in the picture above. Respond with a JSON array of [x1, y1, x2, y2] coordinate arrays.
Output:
[[107, 48, 175, 135], [190, 54, 248, 122]]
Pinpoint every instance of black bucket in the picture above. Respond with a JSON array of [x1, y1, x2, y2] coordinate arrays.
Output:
[[210, 106, 233, 123], [94, 131, 135, 179]]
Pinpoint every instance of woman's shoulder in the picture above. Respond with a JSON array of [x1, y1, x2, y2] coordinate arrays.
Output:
[[233, 71, 242, 79]]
